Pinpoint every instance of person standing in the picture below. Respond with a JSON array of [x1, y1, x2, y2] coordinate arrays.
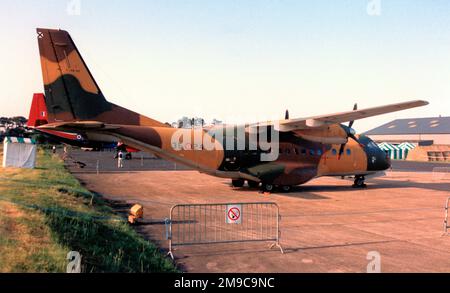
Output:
[[118, 150, 124, 168]]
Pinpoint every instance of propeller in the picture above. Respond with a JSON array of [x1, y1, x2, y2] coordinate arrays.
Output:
[[348, 103, 357, 128], [338, 103, 361, 159], [285, 109, 290, 120]]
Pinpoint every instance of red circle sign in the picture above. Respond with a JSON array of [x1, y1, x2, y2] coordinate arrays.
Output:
[[227, 207, 241, 221]]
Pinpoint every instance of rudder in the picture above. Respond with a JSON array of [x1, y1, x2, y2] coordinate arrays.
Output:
[[37, 28, 166, 127], [28, 93, 49, 127]]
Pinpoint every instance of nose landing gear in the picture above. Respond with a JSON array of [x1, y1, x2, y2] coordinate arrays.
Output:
[[353, 175, 367, 188]]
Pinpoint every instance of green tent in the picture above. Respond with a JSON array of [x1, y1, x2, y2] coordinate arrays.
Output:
[[398, 142, 416, 159], [378, 143, 402, 160]]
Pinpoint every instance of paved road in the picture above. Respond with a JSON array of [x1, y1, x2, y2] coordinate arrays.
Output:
[[391, 160, 450, 172], [73, 170, 450, 273]]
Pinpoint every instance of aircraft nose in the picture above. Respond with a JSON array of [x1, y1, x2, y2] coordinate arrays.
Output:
[[367, 148, 391, 171]]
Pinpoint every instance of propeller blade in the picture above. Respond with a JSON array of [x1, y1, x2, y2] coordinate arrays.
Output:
[[339, 104, 360, 160], [338, 143, 345, 160], [348, 103, 358, 128], [285, 110, 290, 120]]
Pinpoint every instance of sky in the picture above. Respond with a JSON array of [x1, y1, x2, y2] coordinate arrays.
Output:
[[0, 0, 449, 132]]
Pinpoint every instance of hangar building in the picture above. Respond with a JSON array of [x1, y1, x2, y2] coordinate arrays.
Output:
[[364, 116, 450, 162], [365, 116, 450, 145]]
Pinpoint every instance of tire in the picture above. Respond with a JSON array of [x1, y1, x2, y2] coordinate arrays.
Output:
[[353, 176, 366, 188], [232, 179, 245, 188], [248, 181, 260, 188], [281, 185, 292, 193], [263, 183, 274, 192]]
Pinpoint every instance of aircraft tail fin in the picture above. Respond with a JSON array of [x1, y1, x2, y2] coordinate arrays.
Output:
[[36, 28, 167, 127], [28, 93, 49, 127]]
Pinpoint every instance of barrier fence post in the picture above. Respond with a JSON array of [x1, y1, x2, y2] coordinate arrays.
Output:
[[165, 217, 174, 260], [444, 197, 450, 235]]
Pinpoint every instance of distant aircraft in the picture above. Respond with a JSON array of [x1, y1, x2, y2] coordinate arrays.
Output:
[[35, 28, 429, 192], [28, 93, 139, 155]]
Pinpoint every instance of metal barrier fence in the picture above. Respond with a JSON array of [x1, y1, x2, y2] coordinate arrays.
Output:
[[444, 197, 450, 235], [165, 202, 283, 259]]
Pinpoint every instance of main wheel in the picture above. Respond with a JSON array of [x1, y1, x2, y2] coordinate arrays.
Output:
[[281, 185, 292, 193], [262, 183, 274, 192], [232, 179, 245, 188], [248, 181, 260, 188]]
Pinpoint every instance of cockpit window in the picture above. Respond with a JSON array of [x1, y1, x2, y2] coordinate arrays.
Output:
[[368, 141, 378, 148], [359, 135, 379, 149]]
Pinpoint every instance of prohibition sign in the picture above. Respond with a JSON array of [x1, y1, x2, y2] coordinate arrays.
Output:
[[228, 207, 240, 221], [226, 204, 242, 224]]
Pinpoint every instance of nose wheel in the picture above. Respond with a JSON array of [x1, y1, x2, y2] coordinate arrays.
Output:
[[353, 175, 367, 188]]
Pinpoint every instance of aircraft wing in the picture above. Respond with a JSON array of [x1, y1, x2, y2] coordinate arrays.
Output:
[[273, 100, 429, 132]]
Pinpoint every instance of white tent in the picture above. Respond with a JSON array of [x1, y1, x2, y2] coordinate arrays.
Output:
[[2, 137, 37, 169]]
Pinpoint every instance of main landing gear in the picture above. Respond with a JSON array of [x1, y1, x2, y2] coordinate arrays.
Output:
[[353, 175, 367, 188], [231, 179, 263, 189], [248, 181, 260, 188], [231, 180, 293, 193], [262, 183, 275, 193], [261, 183, 292, 193], [231, 179, 245, 188]]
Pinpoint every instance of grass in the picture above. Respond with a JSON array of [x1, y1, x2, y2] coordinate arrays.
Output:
[[0, 144, 177, 273]]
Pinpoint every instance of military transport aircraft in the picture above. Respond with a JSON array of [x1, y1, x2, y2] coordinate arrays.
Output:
[[35, 28, 428, 192]]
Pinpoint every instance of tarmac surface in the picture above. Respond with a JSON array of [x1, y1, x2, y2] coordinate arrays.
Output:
[[67, 150, 450, 273]]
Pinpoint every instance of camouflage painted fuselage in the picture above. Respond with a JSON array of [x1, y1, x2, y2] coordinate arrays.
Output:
[[105, 124, 390, 185]]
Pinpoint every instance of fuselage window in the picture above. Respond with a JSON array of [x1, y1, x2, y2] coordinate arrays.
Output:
[[332, 149, 337, 156], [346, 149, 351, 156], [301, 149, 306, 155], [317, 149, 323, 156], [286, 148, 291, 155], [309, 149, 315, 156], [294, 148, 299, 155]]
